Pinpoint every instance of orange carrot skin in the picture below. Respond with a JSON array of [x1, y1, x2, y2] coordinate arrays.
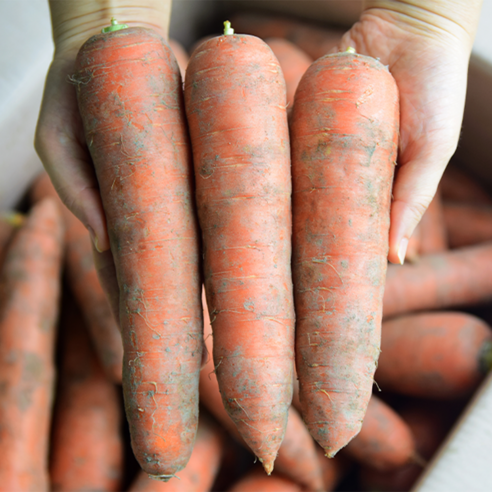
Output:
[[265, 38, 313, 109], [377, 312, 492, 398], [291, 51, 399, 456], [75, 27, 202, 477], [231, 12, 344, 60], [228, 469, 303, 492], [418, 188, 448, 255], [129, 416, 224, 492], [443, 203, 492, 248], [344, 396, 415, 471], [185, 34, 294, 471], [31, 172, 123, 383], [199, 293, 323, 491], [0, 199, 64, 492], [50, 300, 123, 492], [383, 243, 492, 318]]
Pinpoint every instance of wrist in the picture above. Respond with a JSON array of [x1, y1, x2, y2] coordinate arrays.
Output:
[[363, 0, 483, 50], [49, 0, 171, 56]]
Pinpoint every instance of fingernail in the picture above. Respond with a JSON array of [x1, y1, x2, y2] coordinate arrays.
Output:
[[398, 238, 408, 265], [87, 226, 102, 253]]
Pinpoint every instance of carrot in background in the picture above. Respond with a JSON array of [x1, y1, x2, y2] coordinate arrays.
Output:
[[168, 39, 188, 79], [30, 172, 123, 383], [50, 297, 123, 492], [185, 24, 294, 473], [0, 199, 64, 492], [128, 415, 224, 492], [0, 213, 24, 268], [75, 24, 202, 478], [343, 395, 416, 471], [383, 243, 492, 318], [315, 448, 348, 492], [443, 203, 492, 248], [417, 187, 448, 255], [231, 12, 344, 59], [376, 311, 492, 398], [291, 50, 399, 456], [228, 468, 303, 492], [440, 165, 492, 206], [199, 293, 324, 492], [265, 38, 312, 110]]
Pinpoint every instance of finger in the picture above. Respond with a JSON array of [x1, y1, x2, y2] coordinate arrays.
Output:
[[92, 244, 120, 326], [35, 57, 110, 252]]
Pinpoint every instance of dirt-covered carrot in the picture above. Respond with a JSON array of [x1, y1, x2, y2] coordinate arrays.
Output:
[[443, 203, 492, 248], [0, 213, 24, 268], [199, 293, 323, 491], [383, 243, 492, 318], [31, 172, 123, 382], [376, 311, 492, 398], [168, 39, 188, 79], [344, 396, 416, 471], [185, 22, 294, 473], [129, 416, 224, 492], [74, 20, 202, 478], [50, 298, 123, 492], [291, 48, 399, 456], [417, 188, 448, 255], [231, 12, 344, 59], [0, 199, 63, 491], [440, 165, 492, 206], [228, 469, 303, 492], [265, 38, 312, 109]]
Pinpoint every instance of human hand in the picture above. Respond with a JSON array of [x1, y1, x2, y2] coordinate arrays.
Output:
[[334, 0, 482, 264]]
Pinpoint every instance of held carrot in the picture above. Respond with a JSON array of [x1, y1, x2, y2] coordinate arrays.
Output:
[[74, 21, 202, 478], [168, 39, 188, 79], [228, 468, 303, 492], [383, 242, 492, 318], [440, 165, 492, 206], [343, 396, 416, 471], [185, 22, 295, 473], [30, 172, 123, 383], [199, 292, 323, 492], [265, 38, 313, 110], [128, 415, 224, 492], [50, 298, 124, 492], [376, 311, 492, 398], [291, 49, 399, 456], [231, 12, 344, 59], [417, 188, 448, 255], [0, 199, 64, 492], [443, 203, 492, 248]]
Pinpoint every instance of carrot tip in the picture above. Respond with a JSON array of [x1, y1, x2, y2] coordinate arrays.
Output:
[[2, 212, 25, 228], [148, 473, 176, 483], [261, 460, 274, 475]]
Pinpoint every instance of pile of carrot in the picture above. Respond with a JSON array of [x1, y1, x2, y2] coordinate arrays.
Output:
[[2, 10, 492, 492]]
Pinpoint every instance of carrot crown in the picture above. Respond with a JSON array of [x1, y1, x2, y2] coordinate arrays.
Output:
[[223, 20, 234, 35], [102, 18, 128, 33]]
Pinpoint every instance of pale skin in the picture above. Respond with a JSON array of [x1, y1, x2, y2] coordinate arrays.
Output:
[[35, 0, 483, 310]]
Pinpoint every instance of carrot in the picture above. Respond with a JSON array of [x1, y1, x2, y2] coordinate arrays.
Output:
[[443, 203, 492, 248], [0, 213, 24, 268], [315, 448, 348, 492], [0, 199, 64, 492], [417, 188, 448, 255], [50, 298, 124, 492], [189, 35, 216, 57], [30, 172, 123, 382], [74, 21, 202, 478], [185, 22, 294, 473], [228, 468, 303, 492], [129, 415, 224, 492], [376, 311, 492, 398], [383, 243, 492, 318], [168, 39, 188, 79], [231, 12, 344, 59], [265, 38, 312, 110], [291, 49, 399, 456], [343, 396, 416, 471], [440, 165, 492, 206], [199, 292, 323, 491]]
